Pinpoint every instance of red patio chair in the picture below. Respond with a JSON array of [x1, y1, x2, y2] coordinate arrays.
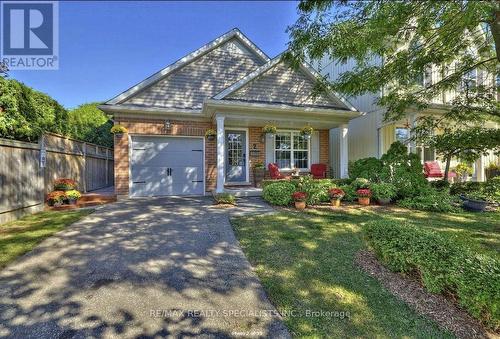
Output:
[[424, 161, 456, 179], [311, 163, 327, 179], [268, 163, 291, 180]]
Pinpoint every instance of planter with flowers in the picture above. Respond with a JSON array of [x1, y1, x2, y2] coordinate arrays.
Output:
[[328, 188, 345, 207], [205, 128, 216, 141], [262, 124, 277, 138], [65, 190, 82, 205], [252, 161, 265, 187], [300, 126, 314, 140], [292, 191, 307, 210], [54, 178, 77, 191], [47, 191, 66, 207], [356, 188, 372, 206]]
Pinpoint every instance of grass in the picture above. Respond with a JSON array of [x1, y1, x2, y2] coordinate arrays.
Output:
[[231, 207, 499, 338], [0, 209, 93, 269]]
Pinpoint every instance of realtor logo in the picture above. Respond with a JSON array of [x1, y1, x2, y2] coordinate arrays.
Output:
[[1, 1, 58, 70]]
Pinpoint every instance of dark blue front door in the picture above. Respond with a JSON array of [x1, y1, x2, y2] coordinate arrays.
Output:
[[225, 131, 246, 182]]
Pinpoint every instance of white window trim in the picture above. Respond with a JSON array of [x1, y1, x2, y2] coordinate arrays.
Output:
[[273, 130, 310, 171]]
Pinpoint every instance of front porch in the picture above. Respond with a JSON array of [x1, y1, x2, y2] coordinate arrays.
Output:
[[209, 105, 356, 193]]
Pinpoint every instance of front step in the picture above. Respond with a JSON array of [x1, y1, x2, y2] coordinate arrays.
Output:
[[224, 187, 262, 197]]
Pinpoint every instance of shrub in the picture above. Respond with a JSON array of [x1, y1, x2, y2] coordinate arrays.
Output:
[[484, 177, 500, 203], [54, 178, 77, 191], [214, 193, 236, 205], [339, 184, 356, 202], [398, 188, 459, 212], [364, 220, 500, 330], [370, 182, 397, 200], [348, 157, 384, 182], [262, 181, 296, 206], [451, 178, 500, 204], [292, 191, 307, 202], [351, 177, 370, 189], [450, 181, 482, 196], [381, 142, 428, 199], [296, 176, 333, 205], [331, 178, 353, 186], [46, 191, 66, 205], [430, 180, 450, 191], [356, 188, 372, 197], [328, 188, 345, 200], [65, 190, 81, 200]]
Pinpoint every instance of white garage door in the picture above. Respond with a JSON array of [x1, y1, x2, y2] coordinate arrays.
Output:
[[130, 136, 204, 197]]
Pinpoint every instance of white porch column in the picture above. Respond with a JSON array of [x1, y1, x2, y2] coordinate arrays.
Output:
[[339, 124, 349, 178], [216, 115, 225, 193], [476, 155, 485, 182]]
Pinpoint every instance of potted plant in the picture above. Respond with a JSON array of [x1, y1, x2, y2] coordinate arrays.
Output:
[[328, 188, 345, 207], [461, 191, 488, 212], [292, 191, 307, 210], [454, 162, 473, 182], [110, 125, 128, 135], [485, 162, 499, 180], [252, 161, 265, 187], [300, 126, 314, 140], [54, 178, 77, 191], [46, 191, 66, 207], [356, 188, 372, 206], [65, 190, 82, 205], [205, 128, 216, 141], [262, 124, 277, 138], [370, 182, 396, 205]]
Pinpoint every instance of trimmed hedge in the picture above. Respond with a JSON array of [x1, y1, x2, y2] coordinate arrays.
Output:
[[364, 220, 500, 330], [261, 178, 335, 205], [262, 181, 296, 206]]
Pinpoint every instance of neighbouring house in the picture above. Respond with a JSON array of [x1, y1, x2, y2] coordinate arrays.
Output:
[[100, 28, 359, 197], [312, 52, 499, 181]]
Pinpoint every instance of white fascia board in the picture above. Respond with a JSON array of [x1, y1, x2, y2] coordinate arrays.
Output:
[[99, 104, 203, 115], [203, 99, 360, 119], [106, 28, 269, 105]]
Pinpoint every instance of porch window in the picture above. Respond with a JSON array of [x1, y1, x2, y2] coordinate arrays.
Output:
[[395, 127, 410, 143], [275, 132, 309, 170]]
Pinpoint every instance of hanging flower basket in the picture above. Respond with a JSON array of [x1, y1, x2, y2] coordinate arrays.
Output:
[[300, 126, 314, 139], [262, 124, 277, 138], [110, 125, 128, 135], [205, 129, 216, 141]]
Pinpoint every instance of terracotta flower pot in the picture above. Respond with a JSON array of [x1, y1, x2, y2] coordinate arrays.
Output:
[[358, 197, 370, 206], [295, 201, 306, 210], [331, 199, 341, 207]]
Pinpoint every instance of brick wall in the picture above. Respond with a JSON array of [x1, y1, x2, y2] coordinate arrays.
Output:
[[113, 118, 215, 195], [248, 127, 265, 185], [319, 129, 330, 174]]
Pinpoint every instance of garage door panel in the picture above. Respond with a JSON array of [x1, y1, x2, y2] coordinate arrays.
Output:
[[130, 136, 204, 197], [131, 151, 202, 167]]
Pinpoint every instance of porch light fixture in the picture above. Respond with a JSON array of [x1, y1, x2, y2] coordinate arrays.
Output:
[[164, 120, 171, 129]]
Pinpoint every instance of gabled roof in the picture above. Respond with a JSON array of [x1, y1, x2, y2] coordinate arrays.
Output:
[[213, 54, 357, 111], [105, 28, 269, 106]]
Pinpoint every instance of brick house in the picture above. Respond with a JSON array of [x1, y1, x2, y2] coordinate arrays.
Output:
[[100, 29, 359, 197]]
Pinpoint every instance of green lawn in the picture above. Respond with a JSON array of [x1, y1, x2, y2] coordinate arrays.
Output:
[[231, 207, 499, 338], [0, 209, 93, 269]]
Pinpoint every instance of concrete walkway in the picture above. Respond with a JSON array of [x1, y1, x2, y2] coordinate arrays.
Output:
[[0, 197, 288, 338]]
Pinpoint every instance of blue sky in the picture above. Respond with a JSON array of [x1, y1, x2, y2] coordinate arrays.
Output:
[[8, 1, 299, 108]]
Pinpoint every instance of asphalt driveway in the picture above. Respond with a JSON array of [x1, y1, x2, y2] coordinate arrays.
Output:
[[0, 197, 289, 338]]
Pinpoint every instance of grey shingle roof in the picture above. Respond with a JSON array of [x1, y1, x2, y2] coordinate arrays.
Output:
[[122, 38, 264, 110]]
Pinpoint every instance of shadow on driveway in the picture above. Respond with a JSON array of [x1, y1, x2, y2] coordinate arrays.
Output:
[[0, 196, 288, 338]]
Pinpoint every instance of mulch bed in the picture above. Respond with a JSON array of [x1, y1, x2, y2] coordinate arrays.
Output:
[[355, 250, 495, 339]]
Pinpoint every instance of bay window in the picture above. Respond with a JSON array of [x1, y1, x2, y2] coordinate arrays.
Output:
[[275, 131, 309, 170]]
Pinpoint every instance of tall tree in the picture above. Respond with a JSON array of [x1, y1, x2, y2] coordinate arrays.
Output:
[[284, 0, 499, 121], [68, 103, 113, 148]]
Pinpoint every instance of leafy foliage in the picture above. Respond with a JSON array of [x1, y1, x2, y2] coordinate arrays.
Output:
[[285, 0, 499, 121], [398, 188, 459, 212], [214, 193, 236, 205], [348, 157, 384, 182], [69, 103, 113, 147], [370, 182, 397, 200], [296, 176, 332, 204], [451, 177, 500, 203], [364, 220, 500, 330], [0, 77, 69, 141], [262, 181, 297, 206]]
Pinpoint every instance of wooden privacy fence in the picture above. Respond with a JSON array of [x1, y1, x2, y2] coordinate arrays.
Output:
[[0, 133, 114, 223]]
